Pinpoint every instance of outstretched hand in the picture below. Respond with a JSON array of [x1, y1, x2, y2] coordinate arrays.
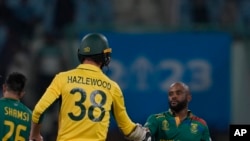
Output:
[[142, 127, 151, 141], [125, 123, 152, 141], [29, 135, 43, 141]]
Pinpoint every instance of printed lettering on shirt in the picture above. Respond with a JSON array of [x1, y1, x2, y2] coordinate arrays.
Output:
[[67, 76, 111, 90]]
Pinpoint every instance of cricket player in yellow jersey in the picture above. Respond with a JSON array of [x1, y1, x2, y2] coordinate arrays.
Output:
[[29, 33, 151, 141]]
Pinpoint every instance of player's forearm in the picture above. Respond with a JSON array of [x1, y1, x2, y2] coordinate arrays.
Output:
[[29, 122, 43, 141], [113, 108, 136, 135]]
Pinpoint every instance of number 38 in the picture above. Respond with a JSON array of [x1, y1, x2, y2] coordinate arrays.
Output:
[[68, 88, 107, 122]]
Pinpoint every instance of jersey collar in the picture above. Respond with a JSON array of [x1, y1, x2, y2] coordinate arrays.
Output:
[[168, 109, 193, 118], [77, 64, 102, 72]]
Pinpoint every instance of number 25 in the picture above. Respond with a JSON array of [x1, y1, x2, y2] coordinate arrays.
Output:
[[3, 120, 26, 141]]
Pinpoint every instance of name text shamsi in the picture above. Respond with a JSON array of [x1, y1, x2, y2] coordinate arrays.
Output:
[[4, 107, 30, 122]]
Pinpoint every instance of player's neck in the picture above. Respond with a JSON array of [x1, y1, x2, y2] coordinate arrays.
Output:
[[83, 60, 101, 68], [3, 91, 21, 100], [174, 108, 189, 121]]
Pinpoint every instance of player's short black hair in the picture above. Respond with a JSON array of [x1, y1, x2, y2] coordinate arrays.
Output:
[[78, 53, 103, 64], [78, 53, 111, 69], [5, 72, 27, 93]]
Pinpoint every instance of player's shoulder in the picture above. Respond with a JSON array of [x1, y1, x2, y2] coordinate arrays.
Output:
[[55, 69, 77, 78], [0, 98, 9, 104], [190, 114, 208, 126], [150, 111, 168, 119], [13, 101, 32, 114], [20, 102, 32, 114], [57, 69, 74, 75], [0, 98, 5, 107]]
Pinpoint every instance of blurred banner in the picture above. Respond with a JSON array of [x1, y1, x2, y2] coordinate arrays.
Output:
[[82, 32, 231, 131]]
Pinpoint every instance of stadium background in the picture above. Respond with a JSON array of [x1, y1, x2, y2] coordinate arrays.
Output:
[[0, 0, 250, 140]]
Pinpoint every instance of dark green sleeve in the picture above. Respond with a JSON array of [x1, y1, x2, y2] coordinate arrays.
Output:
[[201, 125, 212, 141], [144, 114, 159, 137]]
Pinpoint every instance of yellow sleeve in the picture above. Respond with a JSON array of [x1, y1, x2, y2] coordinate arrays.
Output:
[[32, 74, 62, 123], [111, 82, 136, 135]]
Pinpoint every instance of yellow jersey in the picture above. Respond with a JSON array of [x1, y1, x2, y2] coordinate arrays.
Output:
[[32, 64, 136, 141]]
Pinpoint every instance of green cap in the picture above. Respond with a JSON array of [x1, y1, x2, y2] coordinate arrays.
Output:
[[78, 33, 112, 56]]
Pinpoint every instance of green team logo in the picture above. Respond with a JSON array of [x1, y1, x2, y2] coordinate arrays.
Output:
[[190, 123, 198, 134], [161, 120, 169, 131]]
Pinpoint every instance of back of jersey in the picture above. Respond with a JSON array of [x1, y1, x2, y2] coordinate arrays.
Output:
[[47, 64, 117, 141], [0, 98, 32, 141]]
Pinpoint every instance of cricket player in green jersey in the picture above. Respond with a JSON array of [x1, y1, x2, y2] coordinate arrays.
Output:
[[0, 72, 32, 141], [29, 33, 151, 141], [144, 82, 212, 141]]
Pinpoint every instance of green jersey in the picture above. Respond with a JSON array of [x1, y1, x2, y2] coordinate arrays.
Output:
[[0, 98, 32, 141], [144, 110, 212, 141]]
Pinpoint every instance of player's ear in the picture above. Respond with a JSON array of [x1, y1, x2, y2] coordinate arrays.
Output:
[[187, 94, 192, 102], [2, 84, 8, 93], [19, 91, 25, 99]]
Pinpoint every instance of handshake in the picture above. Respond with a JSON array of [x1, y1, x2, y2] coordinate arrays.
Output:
[[126, 124, 152, 141]]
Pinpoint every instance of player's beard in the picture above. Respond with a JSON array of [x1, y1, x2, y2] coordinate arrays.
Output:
[[169, 99, 188, 113]]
